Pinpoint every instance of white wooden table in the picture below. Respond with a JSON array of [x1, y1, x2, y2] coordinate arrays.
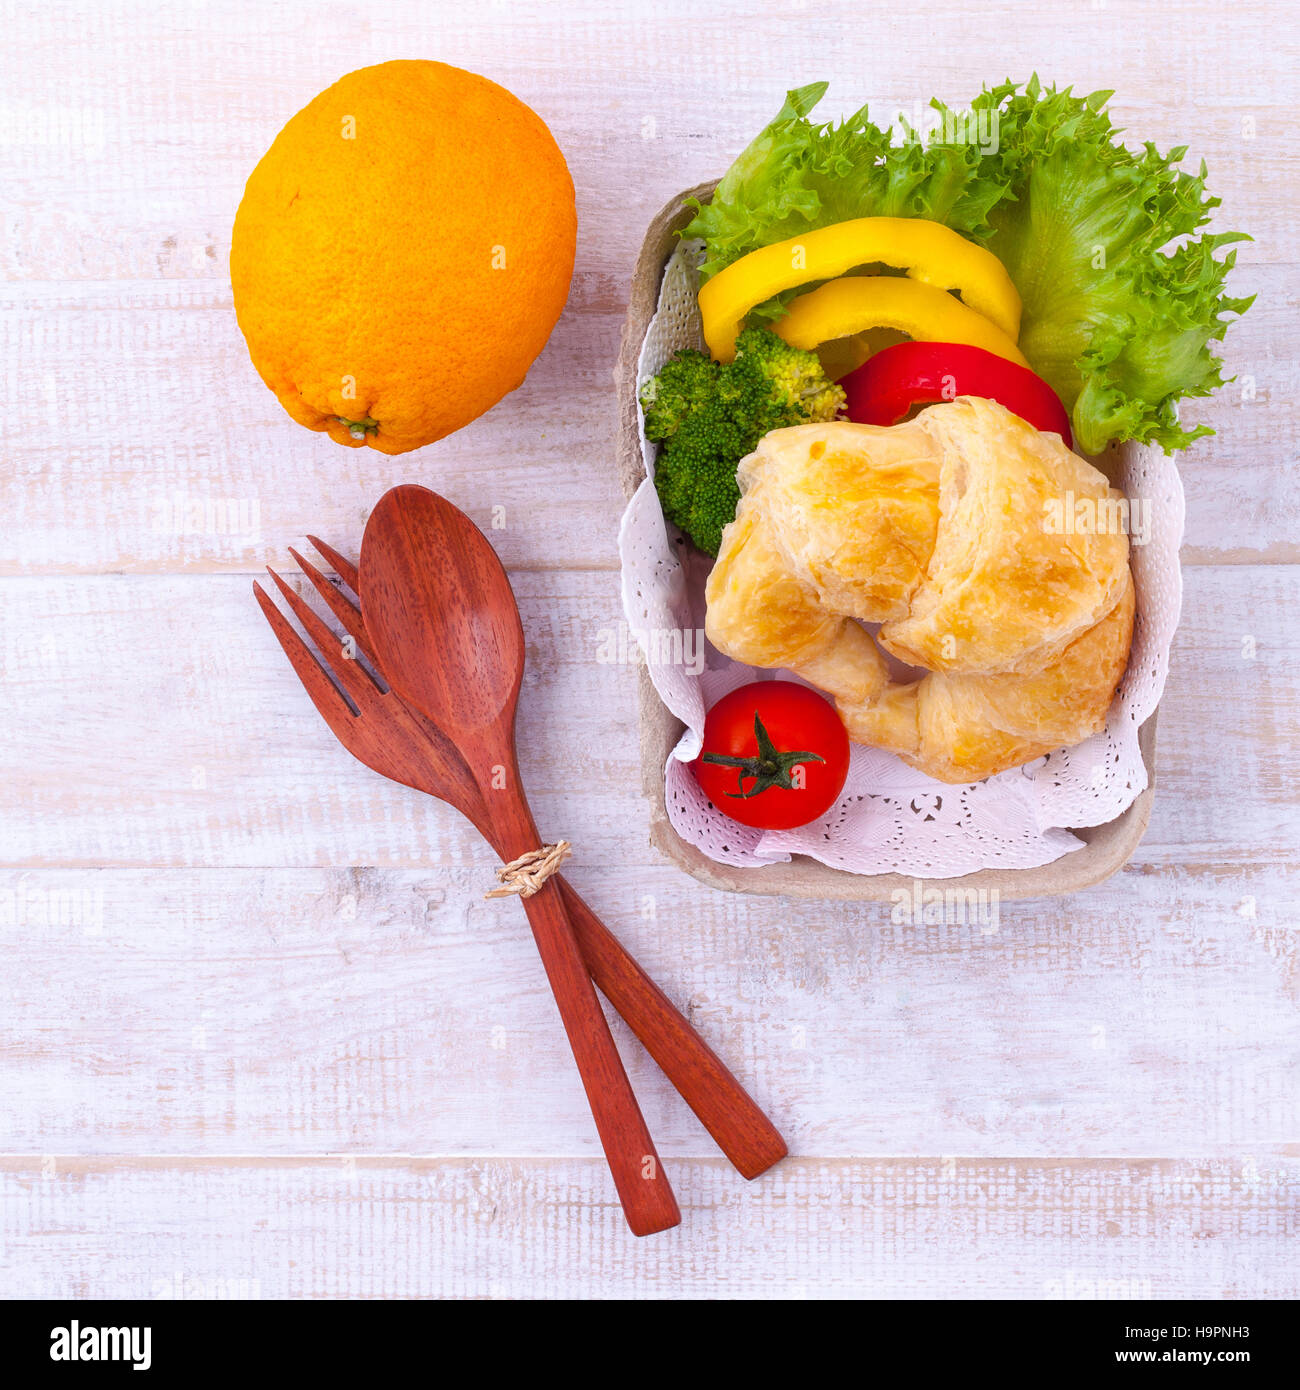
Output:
[[3, 0, 1296, 1299]]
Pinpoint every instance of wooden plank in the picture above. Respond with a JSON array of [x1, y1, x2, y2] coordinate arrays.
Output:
[[0, 861, 1295, 1157], [0, 280, 628, 574], [0, 566, 1295, 866], [1, 1155, 1295, 1299], [0, 269, 1287, 572], [7, 2, 1294, 270]]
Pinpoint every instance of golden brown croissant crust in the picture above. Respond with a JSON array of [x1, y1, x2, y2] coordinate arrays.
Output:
[[704, 397, 1135, 784]]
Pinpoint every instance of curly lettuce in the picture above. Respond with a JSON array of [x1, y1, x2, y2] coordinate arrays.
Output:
[[682, 82, 1007, 290], [686, 78, 1252, 454], [951, 78, 1253, 453]]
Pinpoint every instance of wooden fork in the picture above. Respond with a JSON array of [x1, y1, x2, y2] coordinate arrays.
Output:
[[254, 539, 787, 1181]]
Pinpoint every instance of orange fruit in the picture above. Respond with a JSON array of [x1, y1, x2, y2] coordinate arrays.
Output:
[[230, 60, 576, 455]]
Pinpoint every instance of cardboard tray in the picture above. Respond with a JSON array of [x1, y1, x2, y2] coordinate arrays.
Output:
[[615, 184, 1156, 902]]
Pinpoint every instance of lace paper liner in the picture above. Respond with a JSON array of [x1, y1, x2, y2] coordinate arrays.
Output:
[[618, 241, 1183, 878]]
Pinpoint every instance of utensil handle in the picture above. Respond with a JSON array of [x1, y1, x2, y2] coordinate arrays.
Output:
[[555, 876, 787, 1180], [485, 787, 680, 1236]]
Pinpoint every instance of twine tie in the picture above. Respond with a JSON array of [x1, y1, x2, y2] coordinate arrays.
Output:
[[484, 841, 572, 899]]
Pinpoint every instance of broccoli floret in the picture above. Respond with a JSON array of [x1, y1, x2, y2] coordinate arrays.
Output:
[[739, 326, 847, 420], [640, 348, 718, 439], [639, 328, 845, 556]]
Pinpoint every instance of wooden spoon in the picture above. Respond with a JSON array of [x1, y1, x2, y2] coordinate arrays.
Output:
[[360, 484, 680, 1236]]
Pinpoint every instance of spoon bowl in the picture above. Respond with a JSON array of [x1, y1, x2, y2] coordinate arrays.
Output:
[[360, 484, 523, 735]]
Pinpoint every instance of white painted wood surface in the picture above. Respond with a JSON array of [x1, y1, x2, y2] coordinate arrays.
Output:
[[2, 0, 1296, 1299]]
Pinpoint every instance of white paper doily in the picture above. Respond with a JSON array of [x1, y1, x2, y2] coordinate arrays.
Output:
[[618, 242, 1184, 879]]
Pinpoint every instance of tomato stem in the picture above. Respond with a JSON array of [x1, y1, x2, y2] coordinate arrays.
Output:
[[701, 712, 825, 798]]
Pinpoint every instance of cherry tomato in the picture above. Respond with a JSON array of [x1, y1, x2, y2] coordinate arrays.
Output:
[[693, 681, 850, 830]]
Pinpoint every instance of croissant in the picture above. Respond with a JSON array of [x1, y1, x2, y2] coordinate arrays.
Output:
[[704, 397, 1135, 784]]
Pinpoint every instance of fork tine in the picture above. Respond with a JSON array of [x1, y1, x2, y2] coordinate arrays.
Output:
[[288, 545, 379, 668], [307, 534, 359, 594], [264, 566, 383, 710], [253, 580, 358, 721]]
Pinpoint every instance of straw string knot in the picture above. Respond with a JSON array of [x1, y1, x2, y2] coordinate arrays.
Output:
[[484, 841, 572, 899]]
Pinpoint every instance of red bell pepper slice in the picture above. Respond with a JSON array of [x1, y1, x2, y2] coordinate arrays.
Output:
[[841, 341, 1073, 448]]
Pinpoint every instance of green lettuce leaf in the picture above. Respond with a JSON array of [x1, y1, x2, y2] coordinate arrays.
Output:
[[687, 77, 1252, 453], [682, 82, 1008, 295], [956, 77, 1254, 453]]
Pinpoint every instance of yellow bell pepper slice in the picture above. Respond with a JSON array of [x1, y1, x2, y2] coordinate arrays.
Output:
[[698, 216, 1022, 362], [773, 276, 1029, 367]]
